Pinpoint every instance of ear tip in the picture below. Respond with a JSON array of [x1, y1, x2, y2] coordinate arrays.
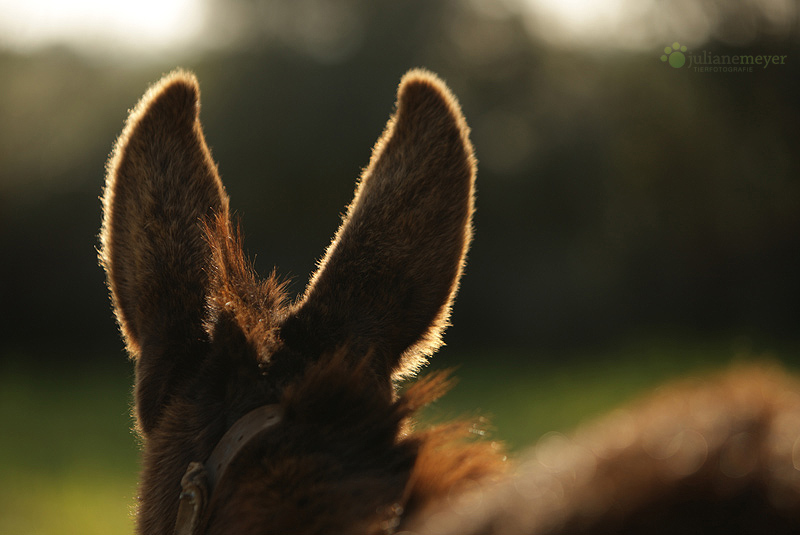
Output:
[[157, 68, 200, 97], [398, 68, 463, 113], [134, 68, 201, 126], [399, 68, 447, 93], [396, 69, 473, 149]]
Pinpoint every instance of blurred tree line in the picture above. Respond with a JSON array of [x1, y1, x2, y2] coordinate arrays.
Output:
[[0, 0, 798, 361]]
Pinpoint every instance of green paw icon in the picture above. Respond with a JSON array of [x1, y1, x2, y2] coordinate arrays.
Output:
[[661, 42, 687, 68]]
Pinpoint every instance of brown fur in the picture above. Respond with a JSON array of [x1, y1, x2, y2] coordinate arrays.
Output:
[[100, 70, 800, 535], [101, 68, 495, 535], [406, 364, 800, 534]]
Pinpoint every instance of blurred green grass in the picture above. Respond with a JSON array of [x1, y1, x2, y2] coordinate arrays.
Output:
[[1, 335, 797, 534], [0, 355, 138, 535], [423, 335, 799, 450]]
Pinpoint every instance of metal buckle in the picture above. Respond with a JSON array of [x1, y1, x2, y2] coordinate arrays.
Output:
[[175, 462, 209, 535], [173, 404, 283, 535]]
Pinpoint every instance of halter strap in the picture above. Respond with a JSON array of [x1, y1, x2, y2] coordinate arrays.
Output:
[[174, 404, 284, 535]]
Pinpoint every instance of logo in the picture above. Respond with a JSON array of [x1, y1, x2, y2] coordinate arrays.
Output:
[[661, 42, 687, 68], [660, 41, 788, 73]]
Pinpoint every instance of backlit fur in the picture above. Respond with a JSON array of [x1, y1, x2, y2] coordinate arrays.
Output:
[[101, 70, 800, 534]]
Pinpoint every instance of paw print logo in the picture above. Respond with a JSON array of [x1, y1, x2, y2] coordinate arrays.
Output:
[[661, 42, 687, 68]]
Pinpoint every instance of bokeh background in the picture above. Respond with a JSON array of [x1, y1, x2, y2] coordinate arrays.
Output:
[[1, 0, 798, 533]]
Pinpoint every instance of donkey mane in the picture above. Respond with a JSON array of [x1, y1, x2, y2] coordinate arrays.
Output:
[[101, 69, 800, 535], [204, 215, 289, 361]]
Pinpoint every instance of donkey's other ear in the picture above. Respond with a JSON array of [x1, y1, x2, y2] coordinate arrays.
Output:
[[100, 70, 228, 433], [283, 69, 476, 380]]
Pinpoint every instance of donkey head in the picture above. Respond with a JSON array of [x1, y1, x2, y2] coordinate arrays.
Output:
[[100, 70, 498, 534]]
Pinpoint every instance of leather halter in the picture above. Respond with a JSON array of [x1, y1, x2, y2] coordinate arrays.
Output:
[[174, 404, 284, 535]]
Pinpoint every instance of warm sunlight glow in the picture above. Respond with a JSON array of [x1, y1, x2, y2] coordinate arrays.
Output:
[[520, 0, 664, 50], [0, 0, 207, 56]]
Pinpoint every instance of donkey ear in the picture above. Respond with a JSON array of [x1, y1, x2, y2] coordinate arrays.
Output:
[[100, 70, 228, 432], [283, 69, 476, 379]]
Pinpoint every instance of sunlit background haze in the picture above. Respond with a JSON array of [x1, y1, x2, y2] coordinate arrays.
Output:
[[1, 1, 798, 533]]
